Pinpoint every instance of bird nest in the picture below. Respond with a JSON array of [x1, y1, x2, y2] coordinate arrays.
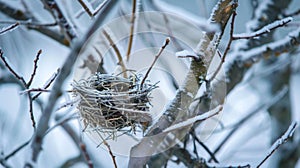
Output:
[[72, 73, 157, 136]]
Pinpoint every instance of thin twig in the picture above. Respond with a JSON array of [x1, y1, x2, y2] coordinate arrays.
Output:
[[27, 50, 42, 87], [28, 94, 36, 130], [4, 139, 31, 161], [77, 0, 93, 17], [41, 0, 77, 42], [140, 37, 170, 87], [0, 1, 67, 46], [79, 143, 93, 168], [20, 88, 51, 95], [0, 21, 57, 27], [126, 0, 137, 61], [32, 68, 60, 100], [102, 29, 127, 78], [233, 17, 292, 40], [190, 129, 219, 163], [0, 22, 19, 35], [0, 50, 27, 86], [103, 141, 117, 168], [208, 11, 237, 82], [28, 0, 118, 165], [256, 122, 297, 168], [0, 50, 36, 129], [209, 87, 288, 162], [93, 0, 109, 16]]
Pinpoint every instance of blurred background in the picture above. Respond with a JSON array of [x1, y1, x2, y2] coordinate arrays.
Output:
[[1, 0, 300, 167]]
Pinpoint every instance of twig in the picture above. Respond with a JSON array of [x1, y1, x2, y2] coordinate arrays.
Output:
[[0, 21, 57, 27], [79, 143, 93, 168], [0, 1, 67, 46], [233, 17, 293, 40], [162, 14, 183, 51], [209, 87, 288, 162], [0, 50, 27, 86], [0, 50, 36, 129], [4, 139, 31, 161], [27, 50, 42, 87], [92, 0, 109, 16], [126, 0, 137, 61], [256, 122, 297, 168], [208, 11, 237, 82], [76, 0, 108, 18], [77, 0, 93, 17], [103, 140, 117, 168], [28, 0, 118, 165], [32, 68, 60, 100], [140, 37, 170, 87], [41, 0, 77, 42], [0, 22, 19, 35], [102, 29, 127, 78], [20, 88, 51, 95], [190, 129, 219, 163]]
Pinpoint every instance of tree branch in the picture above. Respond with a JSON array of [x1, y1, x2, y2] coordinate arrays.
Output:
[[128, 0, 238, 167], [40, 0, 77, 43], [256, 122, 297, 168], [0, 1, 67, 46], [27, 0, 118, 165]]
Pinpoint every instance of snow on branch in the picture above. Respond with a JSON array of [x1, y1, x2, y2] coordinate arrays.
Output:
[[233, 17, 293, 40], [256, 122, 298, 168], [241, 27, 300, 65], [163, 105, 223, 133]]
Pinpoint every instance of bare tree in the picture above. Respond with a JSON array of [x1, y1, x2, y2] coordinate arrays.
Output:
[[0, 0, 299, 168]]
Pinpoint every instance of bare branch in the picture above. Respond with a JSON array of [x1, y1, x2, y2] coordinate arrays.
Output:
[[103, 141, 117, 168], [79, 143, 94, 168], [102, 29, 127, 78], [40, 0, 77, 42], [126, 0, 137, 61], [256, 122, 297, 168], [0, 20, 57, 27], [28, 0, 118, 165], [4, 139, 31, 161], [0, 50, 27, 86], [27, 50, 42, 87], [208, 11, 237, 82], [209, 87, 288, 161], [32, 68, 60, 100], [0, 50, 37, 129], [77, 0, 94, 17], [140, 37, 170, 87], [0, 22, 19, 35], [0, 1, 67, 46]]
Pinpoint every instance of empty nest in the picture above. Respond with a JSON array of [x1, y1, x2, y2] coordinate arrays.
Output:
[[72, 73, 157, 134]]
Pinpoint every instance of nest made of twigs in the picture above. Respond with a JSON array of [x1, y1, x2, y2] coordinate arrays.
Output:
[[72, 72, 157, 134]]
